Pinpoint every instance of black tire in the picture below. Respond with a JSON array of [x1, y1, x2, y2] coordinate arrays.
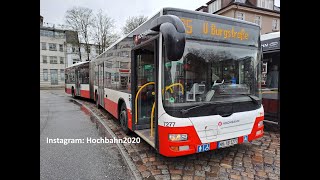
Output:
[[95, 94, 100, 109], [72, 88, 75, 98], [120, 103, 130, 134]]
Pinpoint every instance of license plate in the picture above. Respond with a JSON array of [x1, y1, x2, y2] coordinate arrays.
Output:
[[218, 138, 238, 148]]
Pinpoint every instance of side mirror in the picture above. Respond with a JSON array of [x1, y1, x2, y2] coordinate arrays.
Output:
[[151, 15, 186, 61], [160, 23, 185, 60]]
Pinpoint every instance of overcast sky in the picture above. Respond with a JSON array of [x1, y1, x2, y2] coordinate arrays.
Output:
[[40, 0, 280, 34]]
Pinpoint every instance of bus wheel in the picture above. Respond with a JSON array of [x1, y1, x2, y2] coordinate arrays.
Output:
[[120, 103, 130, 134], [95, 94, 100, 109]]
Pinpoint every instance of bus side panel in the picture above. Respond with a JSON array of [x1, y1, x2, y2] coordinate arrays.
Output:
[[65, 84, 75, 94], [80, 84, 90, 99], [104, 88, 131, 120], [93, 85, 98, 101], [89, 61, 95, 100]]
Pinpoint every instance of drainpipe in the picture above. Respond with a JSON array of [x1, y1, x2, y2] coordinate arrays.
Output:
[[234, 3, 239, 18]]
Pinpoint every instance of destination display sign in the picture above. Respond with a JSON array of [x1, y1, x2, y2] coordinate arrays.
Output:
[[166, 10, 260, 47]]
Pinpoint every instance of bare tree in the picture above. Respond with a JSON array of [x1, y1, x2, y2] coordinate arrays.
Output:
[[65, 7, 93, 61], [122, 15, 148, 35], [92, 9, 119, 55]]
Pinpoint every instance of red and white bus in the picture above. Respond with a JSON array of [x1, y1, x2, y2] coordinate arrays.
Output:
[[65, 8, 264, 157], [65, 61, 90, 99]]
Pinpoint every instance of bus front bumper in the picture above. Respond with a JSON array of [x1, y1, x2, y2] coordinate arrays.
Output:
[[158, 116, 264, 157]]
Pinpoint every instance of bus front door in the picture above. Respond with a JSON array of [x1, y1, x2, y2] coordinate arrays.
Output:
[[132, 37, 158, 147]]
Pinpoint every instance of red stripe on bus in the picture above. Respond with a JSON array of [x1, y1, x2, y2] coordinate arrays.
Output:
[[65, 88, 72, 94], [248, 116, 264, 141], [158, 125, 203, 157], [127, 110, 132, 130], [80, 90, 90, 99], [104, 98, 118, 119]]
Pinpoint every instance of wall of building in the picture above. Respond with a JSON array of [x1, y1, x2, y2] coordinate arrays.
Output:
[[220, 9, 235, 18], [247, 0, 257, 6], [221, 0, 232, 8], [79, 45, 99, 62], [65, 43, 100, 67], [66, 44, 80, 67], [40, 35, 66, 88], [218, 6, 279, 34]]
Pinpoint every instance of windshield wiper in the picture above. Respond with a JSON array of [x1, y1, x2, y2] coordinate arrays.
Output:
[[180, 95, 260, 115], [180, 102, 217, 115], [241, 94, 260, 105]]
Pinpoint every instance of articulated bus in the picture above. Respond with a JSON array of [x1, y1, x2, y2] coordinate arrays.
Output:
[[65, 8, 264, 157]]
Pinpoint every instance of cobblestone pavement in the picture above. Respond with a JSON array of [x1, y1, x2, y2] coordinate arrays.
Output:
[[73, 96, 280, 180]]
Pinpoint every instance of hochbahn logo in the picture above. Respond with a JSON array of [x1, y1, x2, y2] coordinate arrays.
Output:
[[223, 120, 240, 125], [218, 120, 240, 126]]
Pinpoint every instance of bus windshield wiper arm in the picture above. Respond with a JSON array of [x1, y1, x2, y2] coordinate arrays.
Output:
[[180, 102, 216, 115], [241, 94, 260, 104]]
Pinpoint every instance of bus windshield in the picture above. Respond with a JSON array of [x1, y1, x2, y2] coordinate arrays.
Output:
[[163, 39, 261, 108]]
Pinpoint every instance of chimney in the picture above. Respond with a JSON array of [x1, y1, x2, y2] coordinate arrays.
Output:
[[40, 15, 43, 26]]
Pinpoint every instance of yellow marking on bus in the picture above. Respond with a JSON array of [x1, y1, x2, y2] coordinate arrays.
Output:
[[150, 102, 155, 137], [135, 82, 155, 124]]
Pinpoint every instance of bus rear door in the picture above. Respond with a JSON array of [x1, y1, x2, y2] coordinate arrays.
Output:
[[98, 63, 105, 108], [75, 69, 81, 96]]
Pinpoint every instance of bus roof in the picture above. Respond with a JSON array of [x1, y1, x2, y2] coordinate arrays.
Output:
[[66, 61, 89, 69], [162, 7, 260, 28], [93, 7, 261, 62]]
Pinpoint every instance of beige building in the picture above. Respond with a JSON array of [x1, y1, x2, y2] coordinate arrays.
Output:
[[196, 0, 280, 34], [40, 25, 67, 88]]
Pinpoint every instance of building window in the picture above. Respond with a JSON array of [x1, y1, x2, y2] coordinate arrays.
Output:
[[54, 32, 65, 39], [96, 49, 99, 54], [118, 51, 128, 57], [50, 56, 58, 64], [114, 73, 119, 82], [40, 29, 54, 37], [60, 69, 65, 81], [113, 61, 120, 68], [50, 69, 58, 85], [120, 62, 129, 69], [106, 62, 113, 68], [72, 46, 79, 53], [86, 47, 91, 53], [42, 56, 47, 63], [41, 42, 46, 50], [208, 0, 221, 13], [257, 0, 274, 10], [237, 12, 245, 20], [73, 59, 80, 64], [254, 15, 262, 27], [49, 43, 57, 51], [43, 69, 48, 81], [272, 19, 279, 31], [59, 44, 63, 52], [60, 57, 64, 64]]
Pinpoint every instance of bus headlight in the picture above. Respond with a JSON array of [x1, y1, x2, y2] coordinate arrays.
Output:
[[168, 134, 188, 141], [258, 121, 263, 128]]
